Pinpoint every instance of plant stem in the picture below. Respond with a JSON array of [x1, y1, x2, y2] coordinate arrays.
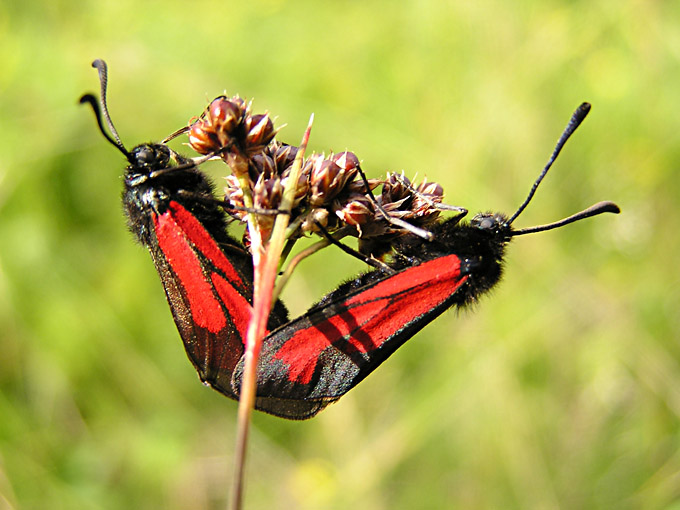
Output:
[[230, 115, 314, 510]]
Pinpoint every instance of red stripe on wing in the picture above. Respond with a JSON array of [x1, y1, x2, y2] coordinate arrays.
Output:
[[274, 254, 467, 384], [211, 273, 253, 340], [167, 201, 245, 288], [154, 208, 227, 334]]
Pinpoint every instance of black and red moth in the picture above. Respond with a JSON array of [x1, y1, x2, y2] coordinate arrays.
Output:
[[80, 60, 289, 406], [82, 60, 619, 420]]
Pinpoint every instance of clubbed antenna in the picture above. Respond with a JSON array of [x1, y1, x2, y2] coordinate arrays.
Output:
[[79, 59, 131, 159], [511, 201, 620, 236], [507, 102, 591, 226], [90, 59, 125, 149], [503, 102, 620, 235]]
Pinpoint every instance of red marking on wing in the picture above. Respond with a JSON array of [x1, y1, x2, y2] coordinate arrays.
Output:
[[167, 202, 245, 287], [211, 273, 252, 339], [275, 255, 467, 384], [155, 210, 226, 334]]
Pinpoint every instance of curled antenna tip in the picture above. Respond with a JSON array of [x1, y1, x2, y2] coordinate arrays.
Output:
[[597, 201, 621, 215], [79, 93, 96, 106], [511, 200, 621, 237]]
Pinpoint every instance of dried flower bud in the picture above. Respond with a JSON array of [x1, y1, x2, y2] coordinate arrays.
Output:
[[252, 174, 283, 211], [411, 179, 444, 221], [224, 174, 247, 220], [310, 159, 342, 206], [301, 207, 330, 234], [250, 153, 277, 177], [188, 96, 246, 155], [417, 180, 444, 197], [335, 193, 374, 227], [229, 96, 247, 113], [209, 96, 243, 134], [308, 155, 359, 207], [244, 113, 275, 154], [281, 170, 309, 208], [381, 172, 412, 204], [250, 174, 284, 239], [331, 151, 360, 173], [379, 197, 410, 219], [345, 178, 380, 195], [330, 150, 360, 191], [270, 143, 299, 173], [374, 173, 444, 227], [187, 122, 220, 155]]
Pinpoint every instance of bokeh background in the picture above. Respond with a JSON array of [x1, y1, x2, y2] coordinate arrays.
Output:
[[1, 1, 678, 508]]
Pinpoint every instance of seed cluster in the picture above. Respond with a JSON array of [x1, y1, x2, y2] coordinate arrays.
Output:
[[187, 95, 446, 257]]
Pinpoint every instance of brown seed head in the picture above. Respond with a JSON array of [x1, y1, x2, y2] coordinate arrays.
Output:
[[308, 154, 359, 207], [224, 174, 247, 219], [281, 169, 309, 207], [269, 143, 299, 173], [301, 207, 331, 234], [188, 96, 246, 155], [381, 173, 412, 204], [253, 174, 284, 211], [250, 153, 277, 177], [411, 180, 444, 221], [244, 113, 275, 154], [331, 151, 360, 173], [335, 193, 374, 227]]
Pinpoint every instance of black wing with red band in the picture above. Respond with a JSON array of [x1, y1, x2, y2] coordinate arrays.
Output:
[[243, 216, 508, 419], [243, 255, 467, 418], [121, 143, 288, 400], [150, 201, 253, 397]]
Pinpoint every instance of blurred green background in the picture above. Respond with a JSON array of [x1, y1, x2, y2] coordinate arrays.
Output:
[[1, 0, 678, 508]]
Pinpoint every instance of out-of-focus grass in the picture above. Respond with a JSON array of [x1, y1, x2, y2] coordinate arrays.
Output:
[[0, 1, 678, 508]]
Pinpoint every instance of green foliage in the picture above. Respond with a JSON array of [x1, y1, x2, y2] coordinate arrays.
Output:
[[1, 0, 678, 508]]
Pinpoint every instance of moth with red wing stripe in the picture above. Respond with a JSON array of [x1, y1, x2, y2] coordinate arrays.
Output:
[[232, 103, 620, 419], [80, 61, 289, 405], [83, 61, 619, 420], [241, 244, 474, 419]]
